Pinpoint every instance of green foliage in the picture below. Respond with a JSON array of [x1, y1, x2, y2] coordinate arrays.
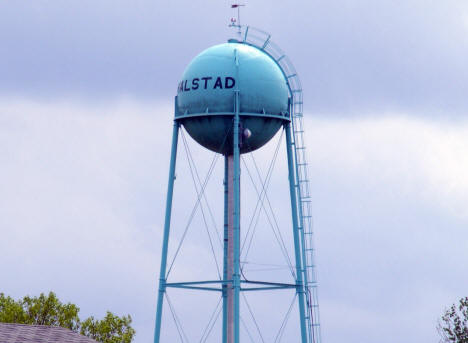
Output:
[[439, 297, 468, 343], [80, 312, 135, 343], [0, 292, 135, 343], [21, 292, 81, 330], [0, 294, 26, 323]]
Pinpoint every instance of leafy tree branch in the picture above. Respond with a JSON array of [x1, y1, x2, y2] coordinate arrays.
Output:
[[0, 292, 135, 343], [439, 297, 468, 343]]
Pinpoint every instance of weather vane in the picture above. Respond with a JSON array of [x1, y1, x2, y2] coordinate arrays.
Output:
[[229, 3, 245, 38]]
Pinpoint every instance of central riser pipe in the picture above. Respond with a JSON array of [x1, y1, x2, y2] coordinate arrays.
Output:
[[226, 155, 235, 343]]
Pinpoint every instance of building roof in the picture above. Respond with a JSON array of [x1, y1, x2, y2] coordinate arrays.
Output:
[[0, 323, 98, 343]]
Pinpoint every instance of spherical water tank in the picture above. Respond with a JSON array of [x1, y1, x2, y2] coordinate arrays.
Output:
[[175, 41, 290, 154]]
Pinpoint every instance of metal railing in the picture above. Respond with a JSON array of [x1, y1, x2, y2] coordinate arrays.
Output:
[[235, 26, 322, 343]]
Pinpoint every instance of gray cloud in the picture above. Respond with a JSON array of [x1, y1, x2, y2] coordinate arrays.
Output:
[[1, 1, 468, 115], [1, 99, 467, 342], [1, 1, 468, 342]]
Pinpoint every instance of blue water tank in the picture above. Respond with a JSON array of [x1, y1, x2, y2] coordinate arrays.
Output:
[[175, 41, 290, 154]]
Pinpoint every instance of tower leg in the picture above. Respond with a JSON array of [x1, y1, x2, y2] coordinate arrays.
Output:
[[233, 85, 241, 343], [225, 114, 241, 343], [222, 155, 232, 343], [154, 121, 180, 343], [224, 155, 236, 343], [222, 155, 229, 343], [284, 122, 309, 343]]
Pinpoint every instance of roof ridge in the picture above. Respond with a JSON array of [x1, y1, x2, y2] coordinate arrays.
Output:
[[0, 323, 71, 330], [0, 323, 98, 343]]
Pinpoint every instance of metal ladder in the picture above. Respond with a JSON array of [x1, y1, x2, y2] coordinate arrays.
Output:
[[237, 26, 322, 343]]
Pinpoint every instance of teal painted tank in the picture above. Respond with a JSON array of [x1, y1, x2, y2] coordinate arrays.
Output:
[[175, 41, 290, 154]]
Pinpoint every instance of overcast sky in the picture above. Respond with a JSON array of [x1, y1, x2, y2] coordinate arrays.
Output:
[[1, 1, 468, 343]]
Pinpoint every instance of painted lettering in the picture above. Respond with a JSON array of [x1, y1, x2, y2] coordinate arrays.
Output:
[[214, 77, 223, 89], [201, 77, 212, 89], [192, 78, 199, 90], [225, 77, 235, 89], [177, 76, 236, 93]]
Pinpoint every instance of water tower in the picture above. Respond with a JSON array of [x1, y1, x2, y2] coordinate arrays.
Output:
[[154, 25, 321, 343]]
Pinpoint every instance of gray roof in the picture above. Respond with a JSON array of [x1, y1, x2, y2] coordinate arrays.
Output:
[[0, 323, 98, 343]]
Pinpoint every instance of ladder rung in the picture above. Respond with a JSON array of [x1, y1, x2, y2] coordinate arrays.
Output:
[[277, 55, 286, 61]]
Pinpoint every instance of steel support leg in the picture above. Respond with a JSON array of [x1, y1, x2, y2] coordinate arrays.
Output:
[[285, 122, 309, 343], [226, 154, 236, 342], [233, 49, 241, 343], [223, 155, 229, 343], [291, 113, 313, 342], [154, 121, 180, 343], [233, 108, 241, 343]]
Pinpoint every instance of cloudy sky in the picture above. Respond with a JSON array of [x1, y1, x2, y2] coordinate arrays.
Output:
[[1, 1, 468, 342]]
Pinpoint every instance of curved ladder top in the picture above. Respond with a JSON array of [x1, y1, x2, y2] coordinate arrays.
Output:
[[231, 26, 322, 343]]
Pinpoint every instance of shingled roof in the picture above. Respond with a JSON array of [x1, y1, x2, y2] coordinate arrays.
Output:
[[0, 323, 98, 343]]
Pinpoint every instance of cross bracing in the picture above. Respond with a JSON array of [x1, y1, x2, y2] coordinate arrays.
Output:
[[238, 26, 322, 343], [154, 26, 322, 343], [160, 126, 303, 342]]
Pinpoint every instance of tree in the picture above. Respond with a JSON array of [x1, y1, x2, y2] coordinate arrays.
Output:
[[80, 312, 134, 343], [439, 297, 468, 343], [0, 292, 135, 343]]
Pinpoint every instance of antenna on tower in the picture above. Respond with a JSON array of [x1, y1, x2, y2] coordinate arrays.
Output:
[[229, 3, 245, 38]]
